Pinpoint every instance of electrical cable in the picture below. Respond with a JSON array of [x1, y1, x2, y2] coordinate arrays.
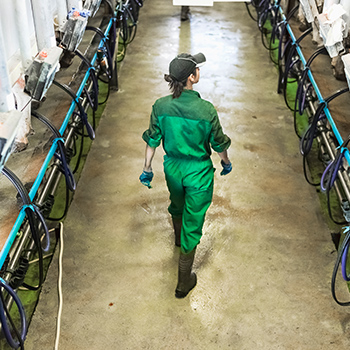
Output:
[[54, 222, 64, 350]]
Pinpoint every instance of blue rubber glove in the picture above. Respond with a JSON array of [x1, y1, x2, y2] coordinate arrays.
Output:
[[220, 160, 232, 176], [139, 170, 154, 188]]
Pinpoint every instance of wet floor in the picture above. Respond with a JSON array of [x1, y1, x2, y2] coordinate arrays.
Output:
[[25, 1, 350, 349]]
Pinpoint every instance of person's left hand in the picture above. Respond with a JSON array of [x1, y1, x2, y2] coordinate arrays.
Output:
[[220, 160, 232, 176], [139, 170, 154, 188]]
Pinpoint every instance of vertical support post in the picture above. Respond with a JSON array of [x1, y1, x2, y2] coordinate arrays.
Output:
[[14, 0, 33, 71], [56, 0, 68, 31], [0, 28, 15, 113], [30, 0, 56, 51]]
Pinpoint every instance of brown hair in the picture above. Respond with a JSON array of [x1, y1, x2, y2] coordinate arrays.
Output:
[[164, 68, 197, 99]]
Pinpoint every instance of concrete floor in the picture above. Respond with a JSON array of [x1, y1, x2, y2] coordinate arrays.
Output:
[[25, 1, 350, 349]]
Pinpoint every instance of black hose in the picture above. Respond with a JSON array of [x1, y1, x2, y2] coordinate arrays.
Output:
[[295, 47, 327, 113], [1, 167, 47, 291], [0, 278, 27, 349], [31, 111, 76, 192], [300, 87, 350, 207], [86, 26, 114, 79], [276, 4, 301, 93], [281, 27, 312, 110], [75, 50, 99, 112], [52, 80, 95, 140]]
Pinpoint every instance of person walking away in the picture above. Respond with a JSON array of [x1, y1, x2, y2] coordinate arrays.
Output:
[[181, 6, 190, 20], [140, 52, 232, 298]]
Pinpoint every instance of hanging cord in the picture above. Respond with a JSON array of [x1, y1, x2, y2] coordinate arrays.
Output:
[[31, 111, 76, 192], [0, 278, 27, 349], [54, 222, 64, 350], [52, 80, 95, 140], [331, 226, 350, 306]]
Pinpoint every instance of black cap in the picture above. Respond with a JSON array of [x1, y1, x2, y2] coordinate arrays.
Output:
[[169, 53, 206, 82]]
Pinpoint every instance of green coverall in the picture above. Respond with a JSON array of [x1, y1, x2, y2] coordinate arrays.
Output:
[[142, 89, 231, 253]]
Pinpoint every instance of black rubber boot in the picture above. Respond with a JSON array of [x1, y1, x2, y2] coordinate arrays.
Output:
[[172, 216, 182, 247], [181, 6, 190, 21], [175, 249, 197, 298]]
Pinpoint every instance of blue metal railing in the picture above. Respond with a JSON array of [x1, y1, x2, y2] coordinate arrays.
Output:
[[0, 17, 114, 270], [278, 4, 350, 165]]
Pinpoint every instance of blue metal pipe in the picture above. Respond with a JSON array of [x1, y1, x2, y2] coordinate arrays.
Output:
[[0, 17, 114, 271], [279, 5, 350, 164]]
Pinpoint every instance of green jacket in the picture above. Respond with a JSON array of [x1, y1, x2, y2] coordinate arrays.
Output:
[[142, 89, 231, 160]]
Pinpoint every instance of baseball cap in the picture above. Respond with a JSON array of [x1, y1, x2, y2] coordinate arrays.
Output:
[[169, 53, 206, 82]]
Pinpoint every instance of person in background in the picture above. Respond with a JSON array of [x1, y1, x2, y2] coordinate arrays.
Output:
[[139, 52, 232, 298], [181, 6, 190, 20]]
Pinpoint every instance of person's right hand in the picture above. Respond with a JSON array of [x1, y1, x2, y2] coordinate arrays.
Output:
[[139, 171, 154, 188]]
